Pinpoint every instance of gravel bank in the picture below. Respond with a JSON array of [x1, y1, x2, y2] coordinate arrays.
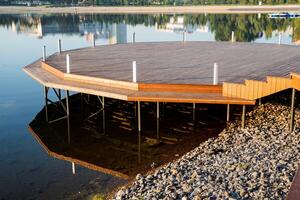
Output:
[[114, 102, 300, 199]]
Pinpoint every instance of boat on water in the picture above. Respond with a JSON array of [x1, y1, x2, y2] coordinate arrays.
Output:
[[269, 12, 300, 19]]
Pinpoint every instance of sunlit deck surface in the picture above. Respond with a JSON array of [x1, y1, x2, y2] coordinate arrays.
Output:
[[23, 41, 300, 104], [45, 41, 300, 84]]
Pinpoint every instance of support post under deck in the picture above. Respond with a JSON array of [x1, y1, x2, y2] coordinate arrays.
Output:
[[157, 102, 160, 143], [138, 101, 141, 163], [193, 103, 196, 122], [65, 90, 70, 144], [290, 88, 296, 132], [102, 96, 105, 134], [227, 104, 230, 122], [44, 86, 49, 122], [242, 105, 246, 129]]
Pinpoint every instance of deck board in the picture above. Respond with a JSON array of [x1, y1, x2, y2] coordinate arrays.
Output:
[[45, 41, 300, 84]]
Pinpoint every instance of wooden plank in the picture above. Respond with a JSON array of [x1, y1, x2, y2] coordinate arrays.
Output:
[[138, 83, 222, 93]]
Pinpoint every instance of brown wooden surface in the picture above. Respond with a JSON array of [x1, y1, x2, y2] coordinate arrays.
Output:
[[24, 60, 255, 105], [287, 161, 300, 200], [45, 41, 300, 85]]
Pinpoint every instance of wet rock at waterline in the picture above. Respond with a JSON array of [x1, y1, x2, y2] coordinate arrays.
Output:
[[114, 103, 300, 199]]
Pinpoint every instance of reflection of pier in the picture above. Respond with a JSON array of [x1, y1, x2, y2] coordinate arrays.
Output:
[[155, 16, 209, 34], [28, 93, 225, 178]]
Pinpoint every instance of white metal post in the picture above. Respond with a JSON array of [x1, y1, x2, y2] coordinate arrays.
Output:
[[213, 63, 218, 85], [93, 34, 96, 48], [278, 33, 282, 45], [58, 39, 61, 54], [183, 31, 186, 42], [133, 61, 137, 83], [132, 32, 136, 43], [72, 162, 76, 174], [42, 45, 46, 61], [66, 54, 70, 74], [231, 31, 235, 42]]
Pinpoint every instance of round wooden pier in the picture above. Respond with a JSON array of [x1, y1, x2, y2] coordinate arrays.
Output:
[[24, 41, 300, 105]]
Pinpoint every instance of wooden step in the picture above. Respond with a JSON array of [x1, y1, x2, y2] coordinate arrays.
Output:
[[223, 76, 292, 100]]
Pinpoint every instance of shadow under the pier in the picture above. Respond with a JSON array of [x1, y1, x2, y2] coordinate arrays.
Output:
[[28, 93, 231, 180]]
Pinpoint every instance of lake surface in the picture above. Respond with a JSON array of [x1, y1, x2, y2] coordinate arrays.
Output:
[[0, 13, 299, 200]]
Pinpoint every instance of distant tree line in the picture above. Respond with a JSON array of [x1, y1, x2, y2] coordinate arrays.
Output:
[[0, 0, 300, 5], [0, 13, 299, 42]]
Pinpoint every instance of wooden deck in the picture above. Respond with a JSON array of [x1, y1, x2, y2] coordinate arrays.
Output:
[[45, 42, 300, 84], [24, 41, 300, 104], [24, 60, 254, 104]]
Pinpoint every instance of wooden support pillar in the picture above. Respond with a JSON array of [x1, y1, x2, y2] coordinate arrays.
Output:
[[226, 104, 230, 122], [290, 88, 296, 132], [241, 105, 246, 129], [44, 86, 49, 122]]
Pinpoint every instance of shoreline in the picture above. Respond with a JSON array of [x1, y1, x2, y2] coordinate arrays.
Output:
[[1, 5, 300, 14], [113, 99, 300, 199]]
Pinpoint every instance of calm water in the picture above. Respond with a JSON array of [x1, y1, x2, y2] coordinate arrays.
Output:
[[0, 13, 299, 199]]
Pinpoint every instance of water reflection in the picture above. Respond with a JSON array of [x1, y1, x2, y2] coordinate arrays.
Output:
[[28, 94, 227, 179], [1, 13, 300, 43]]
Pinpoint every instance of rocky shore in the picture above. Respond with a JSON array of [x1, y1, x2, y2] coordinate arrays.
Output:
[[114, 102, 300, 199]]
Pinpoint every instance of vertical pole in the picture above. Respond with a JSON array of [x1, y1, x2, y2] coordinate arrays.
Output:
[[193, 103, 196, 121], [132, 32, 136, 43], [66, 90, 70, 144], [290, 88, 296, 132], [138, 101, 141, 163], [213, 63, 218, 85], [278, 32, 282, 45], [58, 39, 61, 54], [226, 104, 230, 122], [183, 31, 186, 42], [102, 96, 105, 134], [58, 89, 61, 102], [72, 162, 76, 174], [133, 61, 137, 83], [66, 54, 70, 74], [42, 45, 46, 62], [258, 98, 262, 106], [231, 31, 235, 42], [92, 33, 96, 48], [44, 86, 49, 122], [156, 102, 160, 143], [241, 105, 246, 129]]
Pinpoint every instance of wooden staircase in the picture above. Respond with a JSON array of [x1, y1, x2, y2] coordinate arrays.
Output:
[[222, 73, 300, 100]]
